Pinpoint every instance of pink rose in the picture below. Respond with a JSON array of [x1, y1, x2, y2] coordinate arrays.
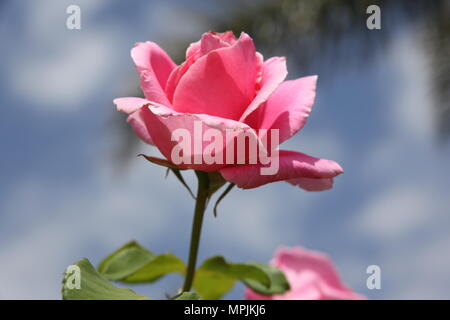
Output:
[[245, 247, 365, 300], [114, 31, 343, 190]]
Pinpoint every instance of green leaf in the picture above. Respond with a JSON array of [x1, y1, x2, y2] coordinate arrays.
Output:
[[242, 263, 290, 295], [193, 256, 271, 300], [98, 241, 155, 280], [193, 269, 235, 300], [98, 241, 186, 283], [62, 258, 148, 300], [173, 292, 201, 300], [123, 253, 186, 283]]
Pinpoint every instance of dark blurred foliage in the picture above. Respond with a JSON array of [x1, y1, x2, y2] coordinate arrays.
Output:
[[422, 4, 450, 140], [116, 0, 450, 166], [213, 0, 450, 139], [111, 88, 144, 170]]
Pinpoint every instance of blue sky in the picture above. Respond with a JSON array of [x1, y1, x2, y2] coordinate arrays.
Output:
[[0, 0, 449, 299]]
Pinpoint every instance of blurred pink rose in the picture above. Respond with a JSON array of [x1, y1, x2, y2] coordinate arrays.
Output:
[[245, 247, 365, 300], [114, 31, 343, 191]]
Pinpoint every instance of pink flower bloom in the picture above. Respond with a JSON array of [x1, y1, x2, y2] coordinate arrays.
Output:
[[114, 31, 343, 190], [245, 247, 365, 300]]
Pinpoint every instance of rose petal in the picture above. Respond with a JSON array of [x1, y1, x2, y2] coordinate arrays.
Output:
[[286, 177, 333, 191], [113, 97, 148, 114], [271, 247, 365, 300], [131, 42, 176, 105], [245, 76, 317, 144], [140, 102, 260, 171], [240, 56, 288, 123], [220, 150, 343, 189], [186, 31, 237, 61], [245, 247, 365, 300], [185, 39, 201, 61], [165, 56, 197, 103], [172, 32, 258, 120], [200, 31, 237, 54], [166, 32, 239, 104], [113, 97, 154, 145], [127, 109, 154, 145]]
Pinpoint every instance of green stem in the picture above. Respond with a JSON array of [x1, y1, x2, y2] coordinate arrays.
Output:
[[182, 171, 209, 292]]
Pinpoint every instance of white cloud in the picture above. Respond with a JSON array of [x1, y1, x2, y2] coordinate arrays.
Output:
[[354, 184, 434, 240], [10, 33, 118, 111], [5, 0, 119, 111], [283, 128, 345, 163], [388, 28, 435, 142], [205, 184, 315, 258], [373, 230, 450, 299], [347, 27, 450, 298], [0, 160, 182, 299]]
